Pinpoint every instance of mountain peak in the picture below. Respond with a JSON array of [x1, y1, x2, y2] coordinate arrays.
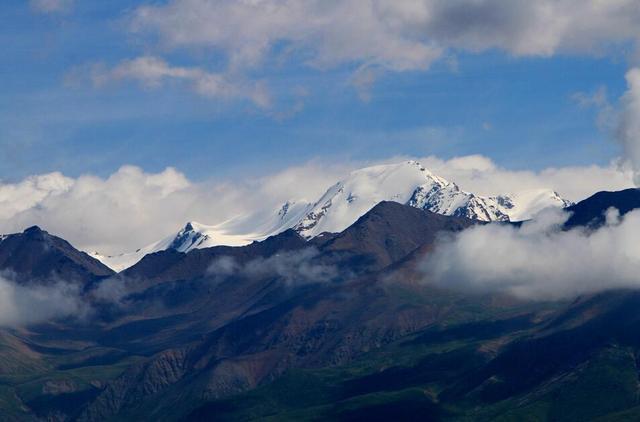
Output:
[[90, 160, 571, 271], [290, 159, 567, 238], [0, 226, 113, 281], [564, 187, 640, 229], [23, 225, 45, 235]]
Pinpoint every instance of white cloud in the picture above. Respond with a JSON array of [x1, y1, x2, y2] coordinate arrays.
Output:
[[68, 1, 640, 105], [0, 172, 73, 220], [422, 207, 640, 300], [0, 156, 634, 256], [128, 0, 443, 72], [208, 248, 340, 285], [80, 56, 271, 108], [419, 154, 634, 202], [129, 0, 640, 72], [0, 163, 348, 255], [0, 275, 86, 327], [30, 0, 74, 14]]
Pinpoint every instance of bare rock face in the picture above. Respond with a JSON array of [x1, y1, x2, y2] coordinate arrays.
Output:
[[0, 226, 113, 284]]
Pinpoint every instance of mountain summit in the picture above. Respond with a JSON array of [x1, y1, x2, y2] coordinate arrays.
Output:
[[289, 160, 570, 238], [91, 160, 571, 271]]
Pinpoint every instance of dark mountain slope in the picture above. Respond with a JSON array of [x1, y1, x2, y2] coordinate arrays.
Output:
[[123, 201, 477, 288], [122, 229, 307, 287], [0, 226, 113, 283], [72, 205, 516, 420], [564, 188, 640, 229], [91, 202, 480, 353], [13, 190, 640, 420], [320, 201, 477, 271]]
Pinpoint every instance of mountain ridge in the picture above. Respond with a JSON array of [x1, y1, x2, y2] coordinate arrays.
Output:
[[90, 160, 571, 271]]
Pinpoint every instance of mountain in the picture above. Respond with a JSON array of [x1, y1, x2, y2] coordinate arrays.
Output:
[[0, 226, 113, 283], [290, 160, 570, 238], [70, 203, 504, 420], [119, 201, 477, 288], [1, 189, 640, 420], [92, 160, 570, 271], [91, 221, 263, 272], [564, 188, 640, 229], [319, 201, 476, 271]]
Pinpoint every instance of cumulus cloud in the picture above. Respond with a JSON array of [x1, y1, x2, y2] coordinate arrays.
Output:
[[419, 154, 633, 202], [0, 156, 634, 256], [0, 162, 350, 255], [423, 207, 640, 300], [208, 249, 339, 285], [0, 172, 73, 220], [129, 0, 640, 70], [128, 0, 443, 72], [0, 275, 86, 327]]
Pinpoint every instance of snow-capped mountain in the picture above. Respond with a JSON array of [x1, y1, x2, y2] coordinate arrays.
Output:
[[91, 221, 263, 272], [91, 160, 571, 271], [288, 160, 571, 238]]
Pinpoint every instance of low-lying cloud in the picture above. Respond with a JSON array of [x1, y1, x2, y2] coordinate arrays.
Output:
[[422, 207, 640, 300], [208, 248, 339, 286], [0, 275, 87, 327]]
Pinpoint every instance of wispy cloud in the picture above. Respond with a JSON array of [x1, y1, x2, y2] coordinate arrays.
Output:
[[616, 68, 640, 185], [572, 69, 640, 186], [69, 56, 271, 108], [29, 0, 74, 14], [208, 248, 340, 286]]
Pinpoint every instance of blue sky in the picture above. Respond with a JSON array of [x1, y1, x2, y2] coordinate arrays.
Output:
[[0, 0, 635, 182]]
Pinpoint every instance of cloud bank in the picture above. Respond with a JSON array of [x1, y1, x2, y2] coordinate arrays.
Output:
[[423, 207, 640, 300], [0, 157, 634, 255], [0, 162, 351, 255]]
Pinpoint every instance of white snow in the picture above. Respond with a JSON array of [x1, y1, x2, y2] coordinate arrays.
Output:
[[90, 160, 571, 271], [91, 221, 264, 272], [493, 189, 573, 222], [289, 160, 571, 238]]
